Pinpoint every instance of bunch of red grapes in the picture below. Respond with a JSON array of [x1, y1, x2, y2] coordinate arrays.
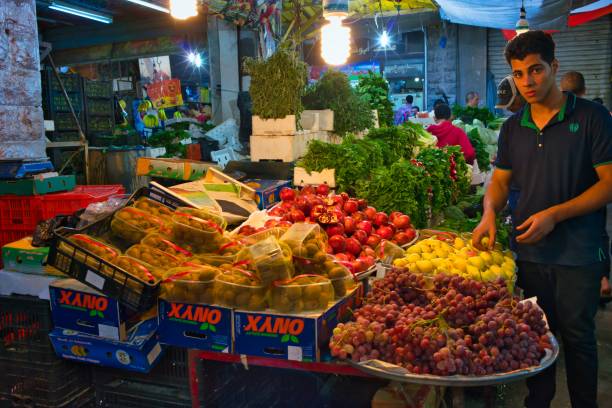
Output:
[[330, 267, 552, 376]]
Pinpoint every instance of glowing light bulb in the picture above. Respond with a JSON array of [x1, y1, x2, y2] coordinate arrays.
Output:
[[321, 16, 351, 66], [170, 0, 197, 20], [379, 31, 390, 48], [187, 52, 196, 63], [194, 54, 202, 68]]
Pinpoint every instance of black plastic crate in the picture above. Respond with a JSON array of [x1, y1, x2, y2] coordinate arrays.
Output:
[[0, 358, 91, 408], [0, 295, 56, 363], [47, 187, 188, 313], [93, 346, 188, 388], [86, 99, 113, 116], [95, 380, 191, 408], [84, 81, 112, 99]]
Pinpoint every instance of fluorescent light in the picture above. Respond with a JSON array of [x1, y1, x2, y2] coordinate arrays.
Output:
[[49, 1, 113, 24], [125, 0, 169, 13]]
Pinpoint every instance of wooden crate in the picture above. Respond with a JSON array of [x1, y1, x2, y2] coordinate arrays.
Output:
[[252, 115, 296, 135], [293, 167, 335, 187], [250, 130, 329, 162]]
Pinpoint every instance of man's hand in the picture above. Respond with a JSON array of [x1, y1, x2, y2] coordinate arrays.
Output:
[[515, 208, 557, 244], [472, 212, 497, 250]]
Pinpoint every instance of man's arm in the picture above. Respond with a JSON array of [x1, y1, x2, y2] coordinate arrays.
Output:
[[472, 168, 512, 249], [516, 164, 612, 244]]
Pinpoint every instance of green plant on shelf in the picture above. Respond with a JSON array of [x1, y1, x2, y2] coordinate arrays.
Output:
[[356, 71, 394, 127], [148, 128, 190, 158]]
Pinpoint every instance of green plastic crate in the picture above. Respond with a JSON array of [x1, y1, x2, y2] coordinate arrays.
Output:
[[0, 175, 76, 195]]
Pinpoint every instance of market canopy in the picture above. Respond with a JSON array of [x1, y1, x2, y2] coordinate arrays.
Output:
[[436, 0, 572, 30]]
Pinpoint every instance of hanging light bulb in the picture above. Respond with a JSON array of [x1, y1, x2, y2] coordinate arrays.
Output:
[[379, 30, 390, 48], [321, 1, 351, 66], [170, 0, 198, 20], [515, 1, 530, 35], [321, 16, 351, 65]]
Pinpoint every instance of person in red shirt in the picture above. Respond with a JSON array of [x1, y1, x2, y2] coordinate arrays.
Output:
[[427, 104, 475, 164]]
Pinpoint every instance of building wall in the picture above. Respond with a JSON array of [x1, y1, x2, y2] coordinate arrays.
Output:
[[426, 22, 458, 110], [0, 0, 45, 159]]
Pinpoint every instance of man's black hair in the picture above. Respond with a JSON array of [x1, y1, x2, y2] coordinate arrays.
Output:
[[434, 104, 451, 120], [433, 99, 445, 108], [406, 95, 414, 104], [412, 106, 420, 112], [505, 30, 555, 65]]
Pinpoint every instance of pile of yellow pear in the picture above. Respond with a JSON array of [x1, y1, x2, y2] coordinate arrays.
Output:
[[393, 235, 516, 283]]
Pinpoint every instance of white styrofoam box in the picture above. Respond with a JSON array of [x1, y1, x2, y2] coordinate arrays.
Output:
[[299, 111, 320, 131], [44, 120, 55, 132], [306, 109, 333, 131], [180, 137, 193, 145], [250, 130, 330, 162], [293, 167, 336, 187], [211, 148, 239, 169], [252, 115, 296, 136], [206, 119, 239, 146], [145, 147, 166, 158]]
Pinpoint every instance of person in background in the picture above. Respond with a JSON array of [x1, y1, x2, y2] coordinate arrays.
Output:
[[411, 106, 420, 117], [427, 104, 475, 164], [560, 71, 586, 97], [465, 91, 480, 107], [472, 30, 612, 408], [495, 75, 526, 114], [394, 95, 413, 124], [429, 98, 446, 118]]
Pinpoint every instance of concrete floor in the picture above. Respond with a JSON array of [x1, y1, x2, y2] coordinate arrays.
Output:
[[462, 304, 612, 407]]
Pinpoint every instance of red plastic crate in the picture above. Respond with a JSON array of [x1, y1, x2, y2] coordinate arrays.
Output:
[[38, 184, 125, 220], [0, 196, 42, 231]]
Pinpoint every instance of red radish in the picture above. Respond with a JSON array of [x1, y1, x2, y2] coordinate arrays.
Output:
[[326, 223, 345, 237], [290, 209, 305, 223], [345, 238, 362, 256], [343, 200, 358, 214], [364, 206, 377, 221], [357, 198, 368, 210], [280, 187, 296, 202], [366, 234, 381, 248], [356, 220, 373, 235], [310, 204, 326, 220], [343, 216, 356, 235], [353, 229, 368, 245], [316, 184, 330, 196], [328, 235, 346, 253], [373, 212, 389, 227], [405, 228, 416, 241], [394, 232, 410, 245], [393, 214, 412, 229], [376, 225, 394, 240], [389, 211, 403, 223]]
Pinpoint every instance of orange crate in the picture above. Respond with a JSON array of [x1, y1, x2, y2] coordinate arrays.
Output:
[[38, 185, 125, 220]]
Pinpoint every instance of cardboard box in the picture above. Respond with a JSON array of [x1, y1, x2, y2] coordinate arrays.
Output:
[[49, 279, 139, 341], [1, 237, 63, 276], [0, 175, 76, 195], [242, 179, 291, 210], [158, 299, 233, 352], [234, 285, 363, 362], [48, 317, 162, 373]]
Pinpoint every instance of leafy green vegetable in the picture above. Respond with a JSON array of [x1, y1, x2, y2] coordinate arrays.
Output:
[[302, 70, 374, 137], [356, 71, 394, 127], [244, 48, 307, 120], [467, 128, 491, 171], [148, 128, 190, 158], [451, 105, 495, 127], [364, 126, 419, 165]]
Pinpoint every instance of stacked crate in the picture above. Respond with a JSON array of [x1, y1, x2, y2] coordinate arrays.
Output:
[[83, 80, 115, 147], [41, 69, 85, 143]]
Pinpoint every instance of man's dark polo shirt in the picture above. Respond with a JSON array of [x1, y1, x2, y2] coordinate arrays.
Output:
[[495, 92, 612, 266]]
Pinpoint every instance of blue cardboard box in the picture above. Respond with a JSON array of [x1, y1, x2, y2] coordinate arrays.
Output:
[[243, 179, 291, 210], [49, 279, 137, 341], [158, 299, 233, 352], [48, 318, 163, 373], [234, 284, 363, 362]]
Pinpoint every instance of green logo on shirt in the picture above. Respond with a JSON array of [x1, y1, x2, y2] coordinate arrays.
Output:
[[569, 123, 579, 133]]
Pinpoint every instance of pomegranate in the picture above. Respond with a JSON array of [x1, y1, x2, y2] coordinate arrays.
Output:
[[326, 224, 345, 237], [393, 214, 412, 229], [345, 237, 362, 256], [279, 187, 296, 202], [328, 235, 346, 253], [343, 216, 356, 235], [353, 229, 368, 245], [356, 220, 373, 235], [373, 212, 389, 227], [376, 225, 394, 240], [366, 234, 382, 248], [343, 200, 359, 215], [316, 184, 330, 196]]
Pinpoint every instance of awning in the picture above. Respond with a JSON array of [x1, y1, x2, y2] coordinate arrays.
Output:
[[436, 0, 571, 30]]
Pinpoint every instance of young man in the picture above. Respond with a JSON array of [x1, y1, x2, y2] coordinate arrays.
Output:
[[427, 104, 475, 164], [465, 91, 480, 107], [394, 95, 413, 125], [560, 70, 586, 97], [472, 31, 612, 408]]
